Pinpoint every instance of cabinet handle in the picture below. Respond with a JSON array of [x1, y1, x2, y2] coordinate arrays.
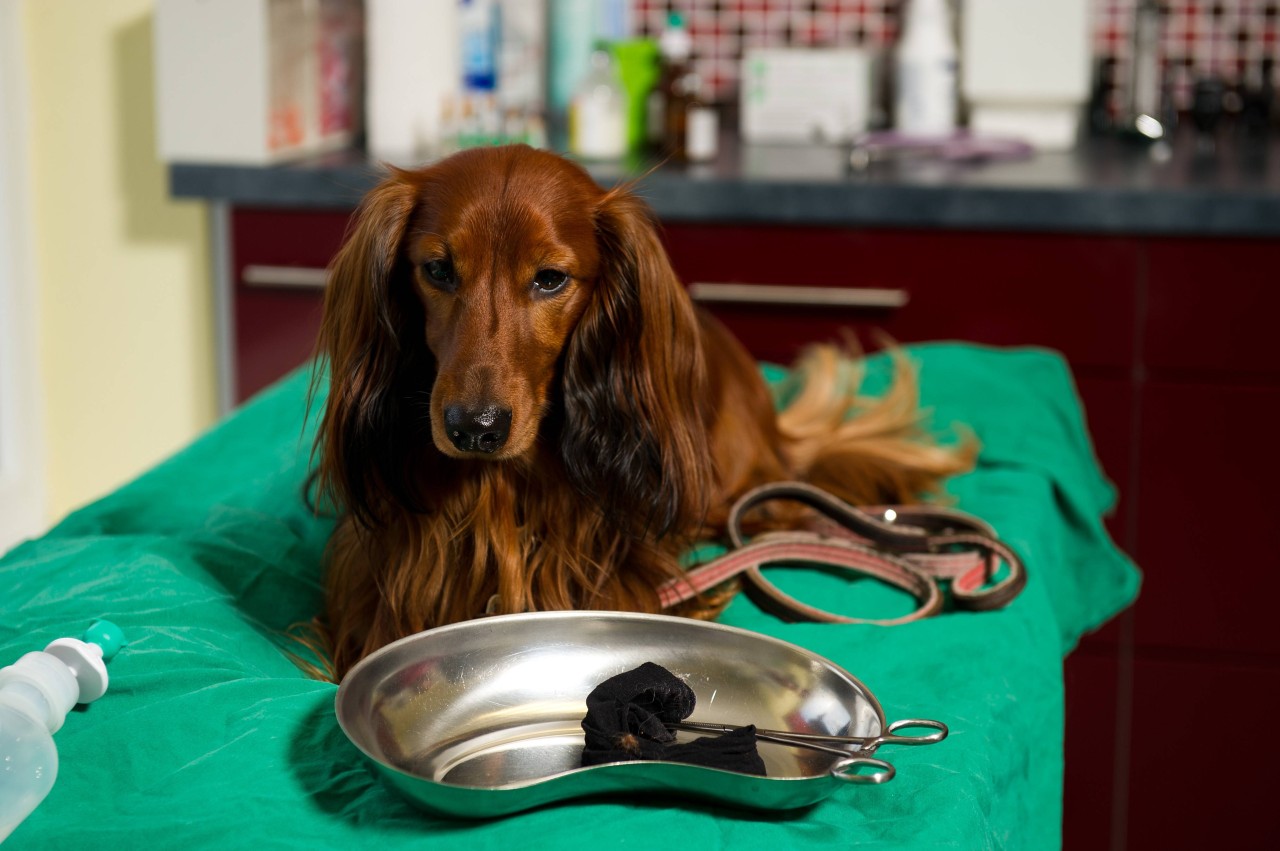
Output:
[[240, 269, 909, 308], [689, 282, 909, 309], [242, 264, 329, 289]]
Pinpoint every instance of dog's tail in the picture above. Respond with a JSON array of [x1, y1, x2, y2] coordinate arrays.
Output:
[[774, 343, 977, 506]]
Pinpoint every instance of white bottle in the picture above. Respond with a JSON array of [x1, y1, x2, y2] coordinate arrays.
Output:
[[895, 0, 959, 136], [570, 49, 627, 160], [685, 105, 719, 162], [0, 621, 125, 842]]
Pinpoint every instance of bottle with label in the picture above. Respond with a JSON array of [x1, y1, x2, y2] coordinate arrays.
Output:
[[612, 39, 661, 154], [570, 48, 628, 160], [895, 0, 958, 136], [0, 621, 127, 842], [548, 0, 598, 116], [459, 0, 500, 93], [458, 0, 501, 147]]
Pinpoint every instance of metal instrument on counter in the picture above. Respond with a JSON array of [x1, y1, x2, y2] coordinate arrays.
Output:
[[847, 131, 1035, 171]]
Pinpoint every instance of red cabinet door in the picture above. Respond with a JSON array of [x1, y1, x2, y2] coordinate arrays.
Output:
[[1125, 655, 1280, 849], [1145, 238, 1280, 380], [231, 208, 348, 402], [1133, 380, 1280, 657], [1064, 647, 1124, 851], [660, 225, 1140, 371]]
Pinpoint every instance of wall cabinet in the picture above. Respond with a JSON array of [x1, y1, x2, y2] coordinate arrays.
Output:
[[226, 205, 1279, 849]]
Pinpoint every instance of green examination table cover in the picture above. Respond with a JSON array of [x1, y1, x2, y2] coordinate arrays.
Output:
[[0, 344, 1139, 849]]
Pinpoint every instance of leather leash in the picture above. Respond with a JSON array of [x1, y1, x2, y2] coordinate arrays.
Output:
[[659, 481, 1026, 624]]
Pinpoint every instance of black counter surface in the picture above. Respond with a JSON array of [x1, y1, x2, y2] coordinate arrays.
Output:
[[169, 131, 1280, 236]]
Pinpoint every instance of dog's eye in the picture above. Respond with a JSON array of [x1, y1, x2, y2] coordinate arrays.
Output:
[[532, 269, 569, 295], [422, 259, 456, 291]]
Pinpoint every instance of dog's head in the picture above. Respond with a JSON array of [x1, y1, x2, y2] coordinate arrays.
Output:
[[316, 146, 711, 537]]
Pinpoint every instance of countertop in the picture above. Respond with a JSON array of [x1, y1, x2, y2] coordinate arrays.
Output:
[[169, 130, 1280, 236]]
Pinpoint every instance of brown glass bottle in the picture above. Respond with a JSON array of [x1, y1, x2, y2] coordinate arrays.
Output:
[[660, 66, 700, 160], [648, 12, 696, 160]]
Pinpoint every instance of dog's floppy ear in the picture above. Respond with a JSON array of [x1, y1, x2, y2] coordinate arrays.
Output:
[[561, 187, 713, 539], [314, 172, 429, 526]]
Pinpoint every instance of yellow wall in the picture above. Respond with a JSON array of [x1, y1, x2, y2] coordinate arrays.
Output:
[[24, 0, 215, 519]]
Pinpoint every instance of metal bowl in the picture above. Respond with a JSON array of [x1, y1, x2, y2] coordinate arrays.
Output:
[[335, 611, 940, 818]]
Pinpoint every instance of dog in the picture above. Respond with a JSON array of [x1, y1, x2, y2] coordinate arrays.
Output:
[[311, 145, 972, 679]]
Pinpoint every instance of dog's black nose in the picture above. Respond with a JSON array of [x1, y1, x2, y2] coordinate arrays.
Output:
[[443, 404, 512, 454]]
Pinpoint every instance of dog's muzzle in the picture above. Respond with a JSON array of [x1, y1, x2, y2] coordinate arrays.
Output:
[[444, 404, 512, 454]]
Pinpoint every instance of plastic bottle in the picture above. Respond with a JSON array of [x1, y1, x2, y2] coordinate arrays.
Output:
[[0, 621, 126, 842], [548, 0, 599, 116], [895, 0, 958, 136], [612, 39, 660, 153], [459, 0, 500, 93], [457, 0, 501, 148], [685, 104, 719, 162], [570, 48, 627, 160]]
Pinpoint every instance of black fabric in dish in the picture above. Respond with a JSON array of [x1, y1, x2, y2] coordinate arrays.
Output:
[[580, 662, 767, 776]]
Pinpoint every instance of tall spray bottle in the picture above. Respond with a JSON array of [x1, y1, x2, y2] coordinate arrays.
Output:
[[895, 0, 959, 136]]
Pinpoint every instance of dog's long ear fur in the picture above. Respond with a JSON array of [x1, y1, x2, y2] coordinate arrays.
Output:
[[314, 173, 429, 527], [561, 188, 713, 539]]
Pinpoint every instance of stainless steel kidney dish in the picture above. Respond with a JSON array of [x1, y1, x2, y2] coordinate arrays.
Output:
[[335, 611, 946, 818]]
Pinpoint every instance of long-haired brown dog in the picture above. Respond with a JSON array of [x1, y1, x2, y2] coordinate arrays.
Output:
[[311, 145, 972, 679]]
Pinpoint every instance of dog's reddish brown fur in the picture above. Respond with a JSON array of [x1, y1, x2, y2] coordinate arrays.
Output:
[[312, 145, 972, 679]]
